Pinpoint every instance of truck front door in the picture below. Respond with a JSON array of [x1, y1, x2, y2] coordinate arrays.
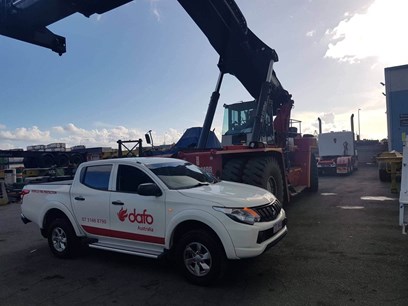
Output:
[[109, 164, 166, 254]]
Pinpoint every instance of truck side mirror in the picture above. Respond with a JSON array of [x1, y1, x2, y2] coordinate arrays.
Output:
[[138, 183, 162, 197]]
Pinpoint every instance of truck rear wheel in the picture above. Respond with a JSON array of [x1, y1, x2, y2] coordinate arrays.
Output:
[[221, 158, 246, 182], [47, 218, 79, 259], [243, 157, 284, 203], [175, 229, 226, 286]]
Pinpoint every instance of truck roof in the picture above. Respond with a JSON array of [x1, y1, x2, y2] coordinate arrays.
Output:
[[85, 157, 185, 167]]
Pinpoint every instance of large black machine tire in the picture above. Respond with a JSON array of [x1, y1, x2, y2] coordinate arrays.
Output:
[[175, 229, 226, 286], [221, 158, 247, 183], [47, 218, 79, 259], [23, 156, 38, 168], [39, 153, 55, 168], [70, 153, 84, 166], [242, 157, 284, 204], [307, 153, 319, 192], [57, 153, 70, 167]]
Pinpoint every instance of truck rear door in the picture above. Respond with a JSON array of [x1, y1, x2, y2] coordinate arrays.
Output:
[[71, 163, 113, 236]]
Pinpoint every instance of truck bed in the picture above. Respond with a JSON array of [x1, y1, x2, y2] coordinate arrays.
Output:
[[33, 180, 73, 185]]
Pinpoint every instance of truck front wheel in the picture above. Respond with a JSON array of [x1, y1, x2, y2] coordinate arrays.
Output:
[[176, 230, 226, 286], [47, 218, 79, 258]]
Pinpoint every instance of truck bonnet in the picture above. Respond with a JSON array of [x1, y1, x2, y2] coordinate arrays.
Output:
[[177, 180, 276, 208]]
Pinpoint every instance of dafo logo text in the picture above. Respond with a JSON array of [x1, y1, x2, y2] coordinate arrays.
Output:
[[117, 207, 154, 224]]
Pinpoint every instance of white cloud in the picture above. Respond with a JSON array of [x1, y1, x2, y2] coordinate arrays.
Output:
[[0, 126, 50, 141], [49, 123, 144, 147], [149, 0, 161, 22], [306, 30, 316, 37], [0, 123, 186, 150], [325, 0, 408, 66], [164, 128, 182, 144], [294, 107, 387, 141], [52, 126, 64, 133], [0, 143, 18, 150], [320, 113, 335, 125]]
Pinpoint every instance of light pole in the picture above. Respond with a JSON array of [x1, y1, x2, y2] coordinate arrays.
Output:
[[163, 132, 168, 145], [358, 108, 361, 141]]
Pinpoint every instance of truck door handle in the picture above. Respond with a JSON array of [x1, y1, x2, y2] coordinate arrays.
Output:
[[112, 200, 124, 205], [74, 196, 85, 201]]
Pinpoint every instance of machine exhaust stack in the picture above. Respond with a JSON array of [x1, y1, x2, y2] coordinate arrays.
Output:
[[350, 114, 355, 140], [318, 117, 322, 134]]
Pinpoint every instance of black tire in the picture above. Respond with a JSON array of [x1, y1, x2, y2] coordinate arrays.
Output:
[[47, 218, 79, 258], [221, 159, 247, 182], [57, 153, 70, 167], [176, 230, 226, 286], [308, 153, 319, 192], [39, 153, 55, 168], [242, 157, 284, 203], [23, 156, 38, 168], [70, 153, 84, 166]]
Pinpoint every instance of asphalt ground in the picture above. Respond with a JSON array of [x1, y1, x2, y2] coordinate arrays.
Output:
[[1, 164, 407, 306]]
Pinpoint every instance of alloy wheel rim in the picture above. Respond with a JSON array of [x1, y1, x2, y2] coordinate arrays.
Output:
[[183, 242, 212, 277], [52, 227, 67, 252]]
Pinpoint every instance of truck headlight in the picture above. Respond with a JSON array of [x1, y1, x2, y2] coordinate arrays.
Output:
[[213, 207, 260, 225]]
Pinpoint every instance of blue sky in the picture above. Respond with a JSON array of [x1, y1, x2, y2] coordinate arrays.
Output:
[[1, 0, 407, 150]]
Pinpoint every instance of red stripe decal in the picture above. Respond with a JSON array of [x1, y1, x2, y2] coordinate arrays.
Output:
[[32, 190, 57, 194], [82, 225, 165, 245]]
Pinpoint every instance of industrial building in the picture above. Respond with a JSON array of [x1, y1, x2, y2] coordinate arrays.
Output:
[[385, 64, 408, 152]]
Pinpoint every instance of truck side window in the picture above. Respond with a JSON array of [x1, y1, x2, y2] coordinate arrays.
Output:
[[117, 165, 154, 193], [81, 165, 112, 190]]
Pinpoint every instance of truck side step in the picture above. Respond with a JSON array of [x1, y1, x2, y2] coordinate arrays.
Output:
[[289, 185, 306, 196], [88, 242, 161, 259]]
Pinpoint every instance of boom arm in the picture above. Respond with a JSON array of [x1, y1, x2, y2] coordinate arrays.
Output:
[[0, 0, 132, 55], [178, 0, 294, 147]]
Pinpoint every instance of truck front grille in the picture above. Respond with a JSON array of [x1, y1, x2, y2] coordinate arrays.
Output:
[[253, 200, 282, 222]]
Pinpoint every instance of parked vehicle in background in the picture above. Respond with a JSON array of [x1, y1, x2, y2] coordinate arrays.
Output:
[[317, 116, 358, 175], [317, 131, 358, 175]]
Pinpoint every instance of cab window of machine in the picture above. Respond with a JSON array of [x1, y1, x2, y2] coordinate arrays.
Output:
[[116, 165, 154, 193], [80, 165, 112, 190], [224, 109, 244, 133], [243, 109, 255, 128], [231, 109, 240, 130]]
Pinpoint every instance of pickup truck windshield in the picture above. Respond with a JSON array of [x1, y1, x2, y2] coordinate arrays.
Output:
[[146, 161, 214, 190]]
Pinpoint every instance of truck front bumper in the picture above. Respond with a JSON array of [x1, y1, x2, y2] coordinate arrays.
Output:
[[234, 224, 288, 258], [227, 210, 288, 259]]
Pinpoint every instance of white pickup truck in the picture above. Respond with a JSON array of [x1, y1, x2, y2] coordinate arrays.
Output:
[[21, 157, 287, 285]]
